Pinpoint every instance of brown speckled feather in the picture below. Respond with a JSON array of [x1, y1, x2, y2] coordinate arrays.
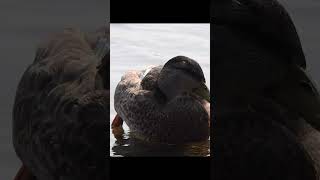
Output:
[[114, 66, 209, 143], [13, 27, 109, 180]]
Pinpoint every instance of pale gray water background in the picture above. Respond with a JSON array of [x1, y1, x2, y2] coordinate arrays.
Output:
[[0, 0, 108, 178], [110, 24, 210, 156]]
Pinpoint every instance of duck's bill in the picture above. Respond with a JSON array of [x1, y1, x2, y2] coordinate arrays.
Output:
[[193, 82, 210, 102]]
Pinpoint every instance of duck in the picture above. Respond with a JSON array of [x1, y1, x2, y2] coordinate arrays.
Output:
[[213, 0, 320, 126], [113, 56, 210, 144], [213, 0, 320, 179], [12, 26, 109, 180]]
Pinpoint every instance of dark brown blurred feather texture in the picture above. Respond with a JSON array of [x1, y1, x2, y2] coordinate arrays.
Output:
[[213, 0, 320, 179], [13, 26, 109, 180]]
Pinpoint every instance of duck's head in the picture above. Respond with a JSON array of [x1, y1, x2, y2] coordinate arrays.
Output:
[[158, 56, 210, 102]]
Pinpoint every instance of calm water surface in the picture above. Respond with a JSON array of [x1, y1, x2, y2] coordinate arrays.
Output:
[[110, 24, 210, 156]]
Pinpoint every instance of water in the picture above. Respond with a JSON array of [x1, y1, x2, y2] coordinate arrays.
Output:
[[110, 24, 210, 157]]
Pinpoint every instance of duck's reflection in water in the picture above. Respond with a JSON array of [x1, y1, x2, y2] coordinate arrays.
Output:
[[111, 127, 210, 157]]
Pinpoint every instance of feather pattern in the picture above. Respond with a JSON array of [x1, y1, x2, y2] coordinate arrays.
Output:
[[13, 27, 109, 180]]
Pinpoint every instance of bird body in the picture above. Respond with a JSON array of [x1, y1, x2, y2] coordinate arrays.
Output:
[[114, 56, 210, 143], [213, 0, 320, 179], [13, 27, 109, 180]]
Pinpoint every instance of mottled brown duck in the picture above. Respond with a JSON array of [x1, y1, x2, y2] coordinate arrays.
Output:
[[13, 26, 109, 180], [213, 0, 320, 179], [113, 56, 210, 144]]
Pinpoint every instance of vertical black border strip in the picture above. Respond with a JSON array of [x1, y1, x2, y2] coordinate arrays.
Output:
[[210, 1, 214, 179], [211, 0, 232, 179]]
